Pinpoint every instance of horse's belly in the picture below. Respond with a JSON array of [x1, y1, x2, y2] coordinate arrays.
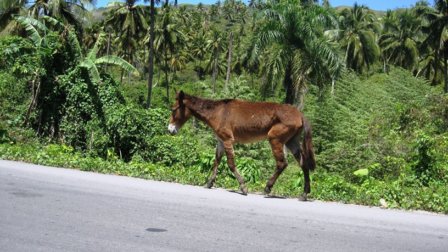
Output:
[[233, 132, 268, 144]]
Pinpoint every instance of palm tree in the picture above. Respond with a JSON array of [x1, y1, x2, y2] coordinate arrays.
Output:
[[417, 46, 444, 82], [83, 23, 103, 54], [338, 4, 380, 73], [78, 32, 139, 84], [205, 28, 226, 93], [422, 0, 448, 92], [150, 4, 185, 102], [28, 0, 93, 31], [254, 0, 343, 108], [209, 3, 220, 22], [0, 0, 27, 34], [105, 0, 148, 82], [16, 16, 138, 82], [16, 16, 137, 125], [190, 30, 208, 79], [144, 0, 160, 108], [380, 9, 422, 73], [222, 0, 247, 90]]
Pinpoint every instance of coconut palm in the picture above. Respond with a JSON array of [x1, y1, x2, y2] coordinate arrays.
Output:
[[205, 28, 226, 93], [16, 15, 137, 82], [421, 0, 448, 92], [27, 0, 93, 30], [417, 46, 444, 82], [144, 0, 160, 108], [16, 16, 137, 126], [105, 0, 148, 83], [190, 30, 208, 79], [148, 4, 185, 102], [254, 0, 343, 108], [338, 4, 380, 73], [380, 9, 422, 72], [222, 0, 247, 89], [0, 0, 27, 34], [78, 33, 139, 84]]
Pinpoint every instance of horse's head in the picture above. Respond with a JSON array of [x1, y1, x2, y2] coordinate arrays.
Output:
[[168, 90, 192, 135]]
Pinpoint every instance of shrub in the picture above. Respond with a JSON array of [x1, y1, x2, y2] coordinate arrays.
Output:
[[106, 105, 168, 161], [412, 132, 437, 185], [144, 134, 201, 167]]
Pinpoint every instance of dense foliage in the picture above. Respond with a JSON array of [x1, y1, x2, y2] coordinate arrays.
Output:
[[1, 0, 447, 213]]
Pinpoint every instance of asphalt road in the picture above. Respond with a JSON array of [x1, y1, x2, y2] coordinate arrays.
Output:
[[1, 160, 447, 252]]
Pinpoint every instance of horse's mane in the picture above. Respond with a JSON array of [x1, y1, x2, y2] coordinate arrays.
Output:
[[185, 94, 235, 108]]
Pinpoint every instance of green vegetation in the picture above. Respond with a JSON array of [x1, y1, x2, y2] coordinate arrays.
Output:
[[1, 0, 447, 213]]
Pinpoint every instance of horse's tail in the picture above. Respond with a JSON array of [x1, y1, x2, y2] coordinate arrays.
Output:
[[302, 116, 316, 171]]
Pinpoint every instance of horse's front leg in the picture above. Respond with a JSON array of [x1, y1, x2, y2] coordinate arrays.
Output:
[[223, 141, 248, 195], [205, 140, 224, 189]]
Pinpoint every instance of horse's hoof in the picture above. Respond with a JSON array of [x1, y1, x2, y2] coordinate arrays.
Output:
[[241, 187, 248, 196], [298, 194, 308, 202], [205, 180, 214, 189], [264, 186, 271, 195]]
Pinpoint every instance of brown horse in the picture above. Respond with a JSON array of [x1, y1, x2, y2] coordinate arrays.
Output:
[[168, 91, 316, 200]]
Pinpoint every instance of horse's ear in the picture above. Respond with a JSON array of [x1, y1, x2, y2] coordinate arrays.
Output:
[[178, 90, 185, 106]]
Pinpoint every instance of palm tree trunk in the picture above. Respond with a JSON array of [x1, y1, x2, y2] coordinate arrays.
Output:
[[128, 53, 132, 85], [107, 32, 111, 56], [444, 52, 448, 93], [251, 74, 254, 89], [331, 78, 335, 96], [165, 48, 169, 103], [433, 52, 439, 86], [105, 32, 111, 72], [225, 32, 233, 90], [24, 73, 41, 126], [212, 49, 219, 93], [147, 0, 156, 109], [284, 63, 295, 105]]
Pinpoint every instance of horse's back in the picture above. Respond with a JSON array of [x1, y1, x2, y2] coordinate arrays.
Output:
[[230, 100, 301, 123]]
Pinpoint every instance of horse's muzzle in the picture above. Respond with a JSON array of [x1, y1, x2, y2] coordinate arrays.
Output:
[[168, 124, 178, 135]]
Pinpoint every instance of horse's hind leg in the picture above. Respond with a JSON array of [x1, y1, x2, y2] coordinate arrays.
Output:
[[264, 139, 288, 195], [286, 134, 310, 201], [286, 134, 302, 165], [205, 140, 224, 188], [300, 166, 311, 201]]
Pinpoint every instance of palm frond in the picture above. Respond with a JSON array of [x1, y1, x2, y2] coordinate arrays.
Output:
[[79, 60, 101, 83], [88, 32, 106, 60], [42, 16, 82, 58], [95, 55, 138, 76], [14, 16, 44, 46]]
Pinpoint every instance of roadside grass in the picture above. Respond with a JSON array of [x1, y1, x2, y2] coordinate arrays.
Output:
[[2, 142, 447, 214]]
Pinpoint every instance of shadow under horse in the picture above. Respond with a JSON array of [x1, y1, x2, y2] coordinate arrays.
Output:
[[168, 91, 316, 200]]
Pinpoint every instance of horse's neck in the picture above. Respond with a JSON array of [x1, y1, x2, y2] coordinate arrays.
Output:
[[185, 96, 219, 125]]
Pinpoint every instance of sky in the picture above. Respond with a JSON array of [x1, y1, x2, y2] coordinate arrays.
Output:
[[94, 0, 425, 10]]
